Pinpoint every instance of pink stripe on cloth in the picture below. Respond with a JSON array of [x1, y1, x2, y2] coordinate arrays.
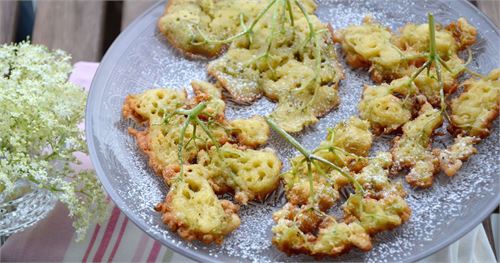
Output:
[[146, 241, 162, 262], [132, 233, 150, 262], [92, 206, 122, 262], [82, 224, 101, 262], [107, 217, 129, 262]]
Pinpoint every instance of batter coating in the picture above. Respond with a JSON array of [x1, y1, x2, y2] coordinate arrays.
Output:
[[335, 17, 476, 105], [433, 135, 479, 177], [358, 77, 415, 135], [391, 98, 443, 188], [272, 203, 372, 257], [449, 68, 500, 138], [154, 171, 240, 244], [272, 117, 411, 257], [158, 0, 263, 58], [282, 117, 372, 211]]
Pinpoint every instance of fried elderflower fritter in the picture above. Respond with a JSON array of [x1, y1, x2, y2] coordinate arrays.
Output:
[[282, 117, 372, 211], [395, 18, 477, 58], [157, 0, 264, 58], [391, 98, 443, 188], [229, 116, 270, 148], [159, 0, 344, 132], [123, 81, 281, 244], [358, 77, 415, 134], [449, 68, 500, 138], [314, 117, 373, 171], [197, 144, 282, 204], [272, 203, 372, 257], [335, 17, 476, 105], [433, 135, 479, 177], [123, 83, 229, 181], [344, 152, 411, 234], [154, 171, 240, 244], [269, 119, 411, 258], [207, 1, 343, 132], [353, 152, 405, 198], [343, 194, 410, 235]]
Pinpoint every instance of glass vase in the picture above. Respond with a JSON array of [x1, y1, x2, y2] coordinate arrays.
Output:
[[0, 180, 56, 237]]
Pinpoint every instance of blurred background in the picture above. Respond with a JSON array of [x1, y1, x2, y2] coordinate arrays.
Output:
[[0, 0, 157, 62], [0, 0, 499, 63]]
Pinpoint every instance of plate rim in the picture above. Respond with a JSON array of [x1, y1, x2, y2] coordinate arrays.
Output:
[[85, 0, 500, 262]]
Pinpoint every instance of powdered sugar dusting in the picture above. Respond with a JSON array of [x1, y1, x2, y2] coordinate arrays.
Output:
[[87, 0, 500, 262]]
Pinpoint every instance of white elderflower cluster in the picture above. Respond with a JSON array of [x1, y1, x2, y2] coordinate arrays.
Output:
[[0, 41, 106, 241]]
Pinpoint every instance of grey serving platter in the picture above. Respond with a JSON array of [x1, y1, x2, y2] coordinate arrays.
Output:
[[86, 0, 500, 262]]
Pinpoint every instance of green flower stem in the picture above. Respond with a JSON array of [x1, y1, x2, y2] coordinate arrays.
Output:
[[172, 102, 247, 192], [309, 155, 364, 193], [405, 13, 454, 125], [196, 0, 278, 45], [295, 0, 314, 46], [285, 0, 294, 26], [195, 116, 220, 148], [175, 102, 207, 177], [265, 117, 365, 197], [428, 14, 437, 61], [266, 117, 310, 158]]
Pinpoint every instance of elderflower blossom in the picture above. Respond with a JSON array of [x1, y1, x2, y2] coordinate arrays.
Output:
[[0, 42, 107, 241]]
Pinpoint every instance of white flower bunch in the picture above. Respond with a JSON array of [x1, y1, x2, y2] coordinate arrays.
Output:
[[0, 42, 106, 241]]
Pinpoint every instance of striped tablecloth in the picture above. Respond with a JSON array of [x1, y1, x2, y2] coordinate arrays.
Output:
[[0, 62, 496, 263]]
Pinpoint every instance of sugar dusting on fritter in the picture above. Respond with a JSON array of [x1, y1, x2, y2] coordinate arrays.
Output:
[[93, 0, 499, 262]]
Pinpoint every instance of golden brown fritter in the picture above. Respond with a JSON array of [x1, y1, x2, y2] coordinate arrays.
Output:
[[335, 17, 476, 105], [281, 165, 334, 211], [409, 55, 465, 105], [353, 152, 405, 198], [159, 0, 342, 132], [157, 0, 317, 58], [196, 144, 282, 204], [271, 116, 413, 258], [343, 151, 410, 234], [272, 203, 372, 257], [123, 84, 230, 183], [433, 135, 479, 177], [229, 116, 270, 148], [282, 117, 373, 211], [449, 68, 500, 138], [207, 3, 344, 132], [391, 98, 443, 188], [358, 77, 415, 135], [272, 151, 411, 257], [154, 171, 240, 244], [394, 18, 476, 59], [343, 194, 411, 235], [313, 117, 372, 173], [157, 0, 265, 58]]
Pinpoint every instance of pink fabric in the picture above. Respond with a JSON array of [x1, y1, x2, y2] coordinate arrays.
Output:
[[146, 241, 162, 263], [132, 233, 150, 262], [107, 217, 129, 262]]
